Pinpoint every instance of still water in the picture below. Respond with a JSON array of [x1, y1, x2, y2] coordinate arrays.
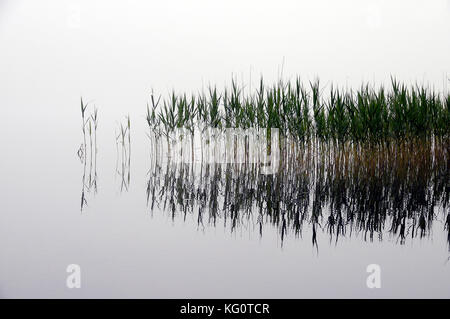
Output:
[[1, 126, 449, 298], [1, 0, 450, 298]]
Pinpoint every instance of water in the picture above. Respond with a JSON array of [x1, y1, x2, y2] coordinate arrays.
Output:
[[2, 129, 449, 298], [1, 0, 449, 298]]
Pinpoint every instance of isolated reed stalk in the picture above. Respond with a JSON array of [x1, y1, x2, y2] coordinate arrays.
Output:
[[80, 97, 89, 157], [91, 107, 98, 154]]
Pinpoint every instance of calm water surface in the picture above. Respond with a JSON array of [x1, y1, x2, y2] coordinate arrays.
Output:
[[1, 127, 449, 298]]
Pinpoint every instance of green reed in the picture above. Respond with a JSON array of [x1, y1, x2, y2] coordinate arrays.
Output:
[[146, 77, 449, 151]]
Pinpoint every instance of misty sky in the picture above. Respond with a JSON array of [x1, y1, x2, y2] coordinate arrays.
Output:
[[0, 0, 449, 134], [1, 0, 449, 92]]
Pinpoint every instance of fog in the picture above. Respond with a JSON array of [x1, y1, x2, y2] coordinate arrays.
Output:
[[0, 0, 449, 298]]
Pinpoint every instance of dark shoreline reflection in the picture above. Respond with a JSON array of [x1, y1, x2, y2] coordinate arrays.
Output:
[[146, 137, 449, 250]]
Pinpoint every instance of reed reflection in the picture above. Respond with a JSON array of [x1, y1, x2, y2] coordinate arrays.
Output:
[[146, 137, 449, 250], [78, 98, 98, 212], [115, 116, 131, 192]]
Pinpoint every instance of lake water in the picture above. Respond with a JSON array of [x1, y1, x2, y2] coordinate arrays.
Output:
[[0, 0, 449, 298]]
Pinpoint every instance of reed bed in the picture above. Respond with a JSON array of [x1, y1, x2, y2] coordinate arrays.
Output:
[[143, 78, 449, 246], [146, 78, 449, 152]]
